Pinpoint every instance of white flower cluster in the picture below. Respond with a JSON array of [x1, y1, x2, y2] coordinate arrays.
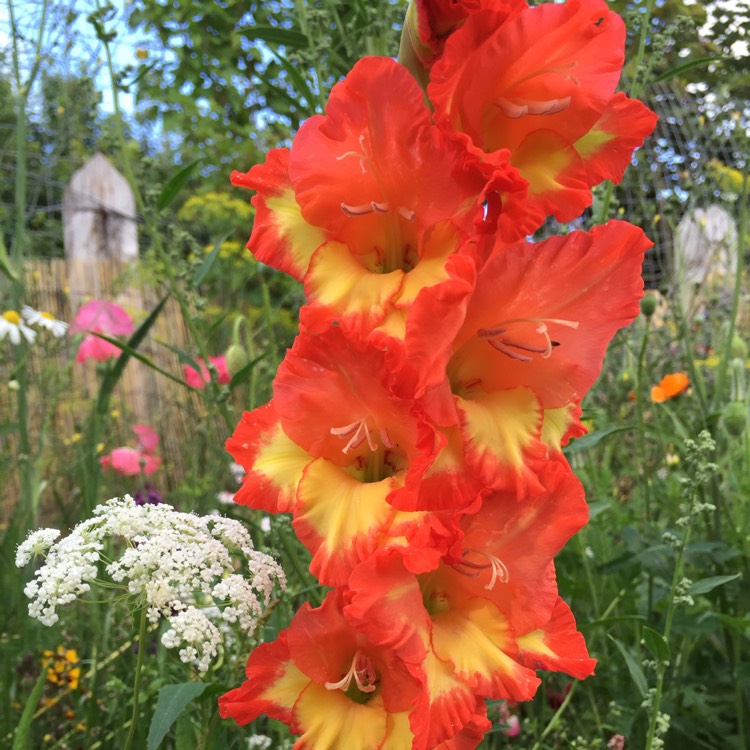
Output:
[[17, 496, 286, 673], [246, 736, 273, 749]]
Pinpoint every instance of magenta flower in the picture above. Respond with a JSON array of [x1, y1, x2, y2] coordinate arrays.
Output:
[[100, 448, 161, 477], [184, 356, 231, 389], [69, 300, 134, 363]]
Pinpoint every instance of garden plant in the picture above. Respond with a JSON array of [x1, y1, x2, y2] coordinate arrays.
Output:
[[1, 0, 748, 749]]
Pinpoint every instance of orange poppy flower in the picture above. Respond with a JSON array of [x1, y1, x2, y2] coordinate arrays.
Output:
[[651, 373, 689, 403]]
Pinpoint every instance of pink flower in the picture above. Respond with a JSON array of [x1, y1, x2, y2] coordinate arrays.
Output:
[[75, 336, 122, 362], [133, 424, 159, 454], [184, 356, 231, 389], [69, 300, 134, 336], [497, 701, 521, 738], [69, 300, 134, 364], [100, 425, 161, 476], [502, 715, 521, 738], [100, 447, 161, 476]]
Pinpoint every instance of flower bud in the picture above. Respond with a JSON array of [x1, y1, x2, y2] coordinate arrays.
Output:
[[640, 293, 657, 318], [722, 401, 747, 437], [730, 334, 748, 360], [225, 343, 249, 375]]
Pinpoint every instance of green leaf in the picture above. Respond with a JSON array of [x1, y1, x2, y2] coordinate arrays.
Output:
[[147, 682, 208, 750], [688, 573, 741, 596], [157, 158, 204, 212], [12, 668, 47, 750], [229, 353, 269, 389], [0, 231, 20, 282], [154, 339, 203, 373], [95, 295, 171, 416], [582, 614, 647, 629], [270, 49, 320, 112], [243, 25, 308, 47], [588, 500, 611, 520], [0, 422, 19, 435], [194, 232, 231, 286], [650, 56, 732, 84], [715, 613, 750, 632], [609, 635, 648, 698], [642, 626, 671, 663], [563, 425, 632, 454], [91, 332, 190, 388]]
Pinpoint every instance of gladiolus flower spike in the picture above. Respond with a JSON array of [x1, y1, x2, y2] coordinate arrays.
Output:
[[221, 0, 656, 746]]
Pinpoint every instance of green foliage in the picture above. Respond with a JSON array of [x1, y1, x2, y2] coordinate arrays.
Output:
[[126, 0, 407, 158]]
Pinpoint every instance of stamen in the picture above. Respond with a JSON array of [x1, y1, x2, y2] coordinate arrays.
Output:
[[330, 418, 378, 453], [496, 96, 571, 118], [341, 202, 376, 216], [325, 650, 377, 693], [452, 549, 510, 590], [478, 317, 579, 361], [337, 134, 370, 174], [484, 556, 510, 590], [379, 427, 395, 449], [487, 340, 535, 362], [340, 201, 416, 222]]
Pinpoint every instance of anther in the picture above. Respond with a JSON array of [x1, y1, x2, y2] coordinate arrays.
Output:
[[340, 200, 389, 217]]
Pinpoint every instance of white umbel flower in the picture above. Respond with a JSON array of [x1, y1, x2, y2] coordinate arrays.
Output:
[[22, 306, 68, 337], [17, 495, 286, 673], [0, 310, 36, 344], [15, 528, 61, 566]]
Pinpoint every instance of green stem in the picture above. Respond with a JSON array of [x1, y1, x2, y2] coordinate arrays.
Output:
[[530, 681, 578, 750], [644, 526, 692, 749], [635, 319, 652, 520], [123, 607, 149, 750], [734, 630, 748, 750], [6, 0, 50, 532], [713, 173, 749, 409]]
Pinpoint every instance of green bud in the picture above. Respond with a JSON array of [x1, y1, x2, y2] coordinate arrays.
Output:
[[730, 334, 748, 360], [722, 401, 747, 437], [225, 344, 249, 375], [640, 293, 657, 318]]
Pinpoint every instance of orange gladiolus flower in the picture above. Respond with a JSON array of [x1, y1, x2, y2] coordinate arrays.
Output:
[[651, 372, 689, 403], [427, 0, 658, 239]]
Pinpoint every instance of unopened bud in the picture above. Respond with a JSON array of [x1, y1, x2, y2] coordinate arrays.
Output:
[[722, 402, 747, 437], [225, 344, 249, 375], [730, 334, 748, 360], [640, 293, 657, 318]]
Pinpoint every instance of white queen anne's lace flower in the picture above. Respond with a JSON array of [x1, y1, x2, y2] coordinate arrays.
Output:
[[15, 528, 61, 566], [17, 496, 286, 672]]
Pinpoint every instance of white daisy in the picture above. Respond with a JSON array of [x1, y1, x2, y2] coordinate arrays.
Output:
[[0, 310, 36, 345], [22, 306, 68, 337]]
